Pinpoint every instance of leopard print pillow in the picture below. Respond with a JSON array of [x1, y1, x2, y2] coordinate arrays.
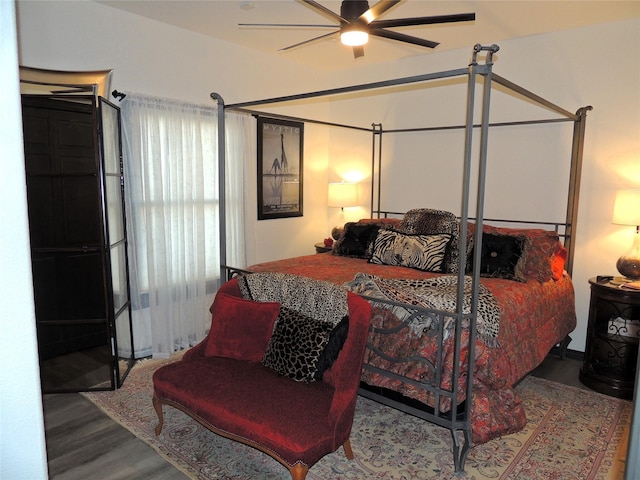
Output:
[[262, 307, 334, 383], [237, 272, 348, 325]]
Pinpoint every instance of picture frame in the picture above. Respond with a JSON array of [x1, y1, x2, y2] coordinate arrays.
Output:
[[257, 117, 304, 220]]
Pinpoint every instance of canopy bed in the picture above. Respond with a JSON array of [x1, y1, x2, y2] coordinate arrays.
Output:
[[211, 44, 590, 472]]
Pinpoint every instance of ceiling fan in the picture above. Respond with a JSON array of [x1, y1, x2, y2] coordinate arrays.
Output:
[[239, 0, 475, 58]]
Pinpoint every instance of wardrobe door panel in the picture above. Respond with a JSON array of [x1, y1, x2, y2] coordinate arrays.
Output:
[[25, 176, 56, 248], [37, 323, 109, 360], [22, 110, 53, 174], [101, 100, 121, 175], [38, 325, 112, 392], [31, 251, 106, 322], [110, 243, 128, 313], [105, 175, 124, 243], [60, 176, 103, 246], [55, 111, 97, 174], [100, 97, 135, 388], [23, 94, 134, 392]]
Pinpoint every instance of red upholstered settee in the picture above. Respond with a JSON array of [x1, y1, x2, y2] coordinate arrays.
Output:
[[152, 274, 372, 480]]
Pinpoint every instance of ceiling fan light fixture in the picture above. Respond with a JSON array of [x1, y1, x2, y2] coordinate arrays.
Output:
[[341, 28, 368, 46], [248, 1, 476, 57]]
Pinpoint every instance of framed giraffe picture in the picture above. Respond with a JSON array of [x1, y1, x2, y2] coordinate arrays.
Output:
[[257, 117, 304, 220]]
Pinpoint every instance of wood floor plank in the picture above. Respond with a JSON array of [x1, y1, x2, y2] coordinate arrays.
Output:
[[43, 394, 188, 480]]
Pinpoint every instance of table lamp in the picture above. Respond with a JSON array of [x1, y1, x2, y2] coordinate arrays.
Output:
[[612, 189, 640, 280], [328, 182, 358, 212], [328, 182, 359, 241]]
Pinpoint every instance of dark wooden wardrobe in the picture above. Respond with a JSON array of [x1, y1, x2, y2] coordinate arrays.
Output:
[[21, 95, 134, 392]]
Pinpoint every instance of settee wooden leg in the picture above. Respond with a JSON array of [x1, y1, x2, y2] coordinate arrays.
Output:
[[152, 395, 164, 436], [343, 439, 355, 460], [289, 463, 309, 480]]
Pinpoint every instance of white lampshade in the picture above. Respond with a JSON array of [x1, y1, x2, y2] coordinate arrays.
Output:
[[340, 29, 368, 47], [612, 189, 640, 226], [328, 182, 358, 208]]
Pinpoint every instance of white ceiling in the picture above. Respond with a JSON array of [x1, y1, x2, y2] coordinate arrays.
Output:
[[98, 0, 640, 71]]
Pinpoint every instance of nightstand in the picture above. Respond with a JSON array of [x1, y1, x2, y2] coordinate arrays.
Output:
[[579, 277, 640, 399], [314, 242, 333, 254]]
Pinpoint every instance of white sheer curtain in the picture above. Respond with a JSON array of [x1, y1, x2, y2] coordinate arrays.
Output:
[[120, 94, 250, 358]]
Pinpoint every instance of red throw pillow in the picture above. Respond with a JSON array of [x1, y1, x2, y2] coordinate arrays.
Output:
[[205, 293, 280, 362], [551, 243, 568, 281]]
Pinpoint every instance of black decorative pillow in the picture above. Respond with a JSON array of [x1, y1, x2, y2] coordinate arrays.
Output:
[[369, 229, 452, 272], [468, 232, 530, 282], [314, 315, 349, 381], [332, 222, 383, 258], [262, 307, 335, 383]]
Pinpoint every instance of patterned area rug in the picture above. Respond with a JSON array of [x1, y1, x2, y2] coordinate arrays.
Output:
[[84, 356, 631, 479]]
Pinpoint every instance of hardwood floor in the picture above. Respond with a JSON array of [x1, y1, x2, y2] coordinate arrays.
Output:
[[43, 393, 188, 480], [42, 353, 587, 479], [530, 350, 586, 389]]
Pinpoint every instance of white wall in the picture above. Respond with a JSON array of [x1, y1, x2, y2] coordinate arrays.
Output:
[[509, 19, 640, 353], [15, 2, 640, 355], [0, 1, 48, 478]]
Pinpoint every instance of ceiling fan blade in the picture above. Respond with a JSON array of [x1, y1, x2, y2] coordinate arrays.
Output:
[[302, 0, 347, 24], [353, 45, 365, 58], [239, 23, 337, 28], [371, 12, 475, 29], [278, 30, 339, 51], [370, 28, 439, 48], [359, 0, 401, 24]]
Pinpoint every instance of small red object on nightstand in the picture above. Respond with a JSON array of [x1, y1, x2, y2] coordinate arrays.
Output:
[[323, 237, 334, 247]]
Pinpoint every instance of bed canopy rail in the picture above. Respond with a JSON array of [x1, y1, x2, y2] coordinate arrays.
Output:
[[216, 46, 590, 278], [224, 67, 469, 112], [368, 105, 590, 276], [367, 113, 590, 278], [211, 43, 590, 473]]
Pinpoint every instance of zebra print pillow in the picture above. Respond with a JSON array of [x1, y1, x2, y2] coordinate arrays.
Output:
[[369, 229, 452, 272]]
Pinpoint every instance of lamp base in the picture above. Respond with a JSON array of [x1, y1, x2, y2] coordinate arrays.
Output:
[[617, 256, 640, 280], [616, 230, 640, 280]]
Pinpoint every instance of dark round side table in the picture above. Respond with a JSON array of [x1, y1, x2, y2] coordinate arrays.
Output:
[[314, 242, 333, 254], [579, 277, 640, 399]]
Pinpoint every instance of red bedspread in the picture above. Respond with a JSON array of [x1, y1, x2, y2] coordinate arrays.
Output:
[[247, 252, 576, 443]]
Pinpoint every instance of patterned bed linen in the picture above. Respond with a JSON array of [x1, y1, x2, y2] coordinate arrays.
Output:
[[247, 252, 577, 444]]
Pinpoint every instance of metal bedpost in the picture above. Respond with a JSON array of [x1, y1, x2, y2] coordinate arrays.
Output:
[[211, 93, 227, 284], [370, 123, 383, 217], [564, 106, 592, 276], [451, 44, 501, 473], [452, 44, 479, 474], [449, 44, 479, 474]]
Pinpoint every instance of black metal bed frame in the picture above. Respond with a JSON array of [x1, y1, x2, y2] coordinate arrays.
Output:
[[212, 44, 590, 472]]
